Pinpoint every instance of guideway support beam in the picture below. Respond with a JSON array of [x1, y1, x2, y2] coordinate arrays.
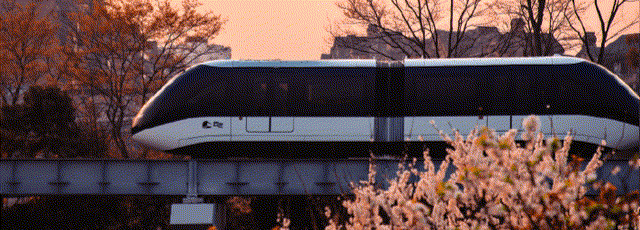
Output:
[[1, 159, 637, 196]]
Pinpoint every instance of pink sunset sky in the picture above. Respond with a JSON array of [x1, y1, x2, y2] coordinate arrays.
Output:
[[188, 0, 343, 60], [180, 0, 639, 60]]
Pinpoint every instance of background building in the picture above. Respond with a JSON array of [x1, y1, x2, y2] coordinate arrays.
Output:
[[181, 36, 232, 65], [322, 19, 565, 60]]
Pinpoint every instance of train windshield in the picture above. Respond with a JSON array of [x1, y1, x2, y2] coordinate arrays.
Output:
[[132, 65, 216, 134], [579, 62, 639, 126]]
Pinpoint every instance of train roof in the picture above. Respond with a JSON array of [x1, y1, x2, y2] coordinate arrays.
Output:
[[201, 56, 584, 68], [405, 56, 583, 67], [202, 59, 377, 68]]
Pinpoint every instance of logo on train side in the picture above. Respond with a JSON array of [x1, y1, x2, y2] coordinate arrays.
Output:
[[202, 121, 223, 129]]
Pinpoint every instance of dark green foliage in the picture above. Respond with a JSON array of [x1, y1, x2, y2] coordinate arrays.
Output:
[[1, 196, 177, 230], [0, 86, 107, 158]]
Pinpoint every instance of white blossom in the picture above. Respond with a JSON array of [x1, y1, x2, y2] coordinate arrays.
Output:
[[326, 115, 637, 229]]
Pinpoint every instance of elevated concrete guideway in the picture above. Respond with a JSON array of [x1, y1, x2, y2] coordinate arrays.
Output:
[[1, 159, 638, 196]]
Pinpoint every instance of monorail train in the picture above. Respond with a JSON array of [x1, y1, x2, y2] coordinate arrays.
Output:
[[131, 56, 639, 158]]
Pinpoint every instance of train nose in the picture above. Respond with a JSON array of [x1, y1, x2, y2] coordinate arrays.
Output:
[[130, 89, 177, 151], [131, 126, 176, 151], [131, 113, 155, 147], [131, 126, 151, 146]]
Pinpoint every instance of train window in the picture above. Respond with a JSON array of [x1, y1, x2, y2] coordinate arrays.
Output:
[[275, 82, 289, 114], [534, 65, 555, 113], [134, 65, 211, 128], [490, 65, 533, 115], [227, 67, 374, 116], [247, 76, 289, 116], [548, 65, 580, 114], [253, 82, 269, 114], [307, 82, 355, 107], [579, 63, 632, 120], [410, 67, 479, 116], [187, 79, 228, 116], [302, 75, 372, 116], [404, 72, 413, 115], [306, 84, 328, 105]]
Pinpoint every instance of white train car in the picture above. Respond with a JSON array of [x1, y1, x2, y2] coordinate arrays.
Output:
[[131, 56, 639, 158]]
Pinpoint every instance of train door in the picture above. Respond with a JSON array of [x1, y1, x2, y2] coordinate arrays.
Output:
[[244, 72, 293, 134], [246, 117, 294, 133]]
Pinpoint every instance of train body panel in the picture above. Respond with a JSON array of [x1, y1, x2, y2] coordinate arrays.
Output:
[[405, 115, 638, 150], [230, 117, 374, 141], [132, 115, 639, 154]]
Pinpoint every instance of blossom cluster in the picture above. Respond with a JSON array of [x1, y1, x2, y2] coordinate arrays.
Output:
[[326, 115, 640, 229]]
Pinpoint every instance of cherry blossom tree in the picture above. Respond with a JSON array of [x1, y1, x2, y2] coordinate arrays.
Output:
[[326, 115, 640, 229]]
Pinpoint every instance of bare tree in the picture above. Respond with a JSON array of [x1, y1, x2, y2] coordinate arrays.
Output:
[[564, 0, 639, 64], [0, 2, 60, 107], [493, 0, 580, 56], [331, 0, 489, 59], [63, 0, 224, 158]]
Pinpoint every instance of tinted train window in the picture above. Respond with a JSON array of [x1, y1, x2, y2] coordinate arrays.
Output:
[[246, 75, 290, 116], [303, 76, 368, 116], [228, 67, 374, 116], [132, 65, 229, 132], [489, 65, 534, 115], [187, 78, 228, 116], [578, 63, 639, 125], [532, 65, 556, 114], [408, 67, 479, 116], [546, 64, 583, 114], [250, 80, 269, 115]]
